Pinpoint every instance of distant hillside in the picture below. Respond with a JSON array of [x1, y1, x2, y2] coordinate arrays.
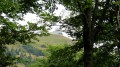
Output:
[[6, 34, 74, 66], [34, 34, 73, 45]]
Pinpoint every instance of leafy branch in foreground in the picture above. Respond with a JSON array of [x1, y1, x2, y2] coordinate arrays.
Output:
[[0, 0, 54, 66]]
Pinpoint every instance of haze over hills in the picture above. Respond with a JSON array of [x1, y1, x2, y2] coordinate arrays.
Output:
[[48, 23, 73, 39]]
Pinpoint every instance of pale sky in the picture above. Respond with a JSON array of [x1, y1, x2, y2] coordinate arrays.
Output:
[[18, 4, 71, 25], [18, 4, 73, 39], [18, 13, 40, 25]]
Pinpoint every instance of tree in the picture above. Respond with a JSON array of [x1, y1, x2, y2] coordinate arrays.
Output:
[[43, 0, 120, 67], [0, 0, 52, 66]]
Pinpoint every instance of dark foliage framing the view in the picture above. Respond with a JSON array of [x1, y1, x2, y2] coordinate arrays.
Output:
[[0, 0, 120, 67], [43, 0, 120, 67], [0, 0, 49, 66]]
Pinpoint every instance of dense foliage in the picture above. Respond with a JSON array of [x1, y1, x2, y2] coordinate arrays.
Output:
[[0, 0, 120, 67], [0, 0, 49, 66], [42, 0, 120, 67]]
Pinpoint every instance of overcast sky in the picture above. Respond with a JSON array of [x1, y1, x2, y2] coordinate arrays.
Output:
[[18, 4, 73, 39], [19, 4, 71, 25]]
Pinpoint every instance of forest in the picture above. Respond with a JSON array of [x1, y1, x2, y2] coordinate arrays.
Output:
[[0, 0, 120, 67]]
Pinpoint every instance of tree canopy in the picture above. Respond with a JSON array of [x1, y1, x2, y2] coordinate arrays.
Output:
[[0, 0, 50, 66], [0, 0, 120, 67], [42, 0, 120, 67]]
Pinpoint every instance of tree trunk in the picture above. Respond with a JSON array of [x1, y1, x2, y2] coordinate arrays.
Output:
[[83, 7, 93, 67]]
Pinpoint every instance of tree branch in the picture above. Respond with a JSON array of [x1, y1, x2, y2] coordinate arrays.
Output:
[[94, 0, 110, 39]]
